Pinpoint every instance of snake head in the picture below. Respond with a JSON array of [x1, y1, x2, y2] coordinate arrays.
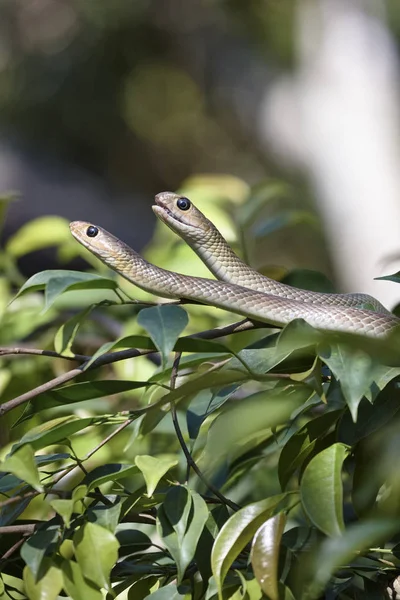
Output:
[[153, 191, 213, 238]]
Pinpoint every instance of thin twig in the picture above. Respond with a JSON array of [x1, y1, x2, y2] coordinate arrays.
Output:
[[169, 351, 240, 512], [0, 537, 26, 562]]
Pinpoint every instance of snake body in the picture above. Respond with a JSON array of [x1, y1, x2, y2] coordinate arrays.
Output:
[[153, 191, 389, 314], [70, 221, 400, 338]]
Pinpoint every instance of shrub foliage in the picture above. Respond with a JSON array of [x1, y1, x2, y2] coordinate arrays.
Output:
[[1, 182, 400, 600]]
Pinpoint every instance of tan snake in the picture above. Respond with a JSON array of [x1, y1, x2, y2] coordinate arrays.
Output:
[[70, 220, 400, 338], [153, 191, 389, 314]]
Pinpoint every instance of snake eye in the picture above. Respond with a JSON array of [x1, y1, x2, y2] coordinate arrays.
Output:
[[176, 197, 191, 211], [86, 225, 99, 238]]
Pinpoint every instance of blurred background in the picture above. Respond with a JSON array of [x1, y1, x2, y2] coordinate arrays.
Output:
[[1, 0, 400, 307]]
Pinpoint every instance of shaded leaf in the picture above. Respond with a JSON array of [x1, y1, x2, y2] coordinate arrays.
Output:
[[300, 519, 400, 599], [54, 306, 93, 356], [61, 558, 103, 600], [137, 305, 188, 366], [16, 381, 150, 425], [199, 385, 309, 474], [318, 344, 400, 420], [278, 410, 342, 489], [300, 443, 349, 536], [87, 502, 121, 533], [21, 525, 59, 579]]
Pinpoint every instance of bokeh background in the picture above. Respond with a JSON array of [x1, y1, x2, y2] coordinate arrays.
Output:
[[1, 0, 400, 307]]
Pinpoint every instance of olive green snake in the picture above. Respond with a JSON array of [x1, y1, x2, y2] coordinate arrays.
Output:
[[69, 193, 400, 338]]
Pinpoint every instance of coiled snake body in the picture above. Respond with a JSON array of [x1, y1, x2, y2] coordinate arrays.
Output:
[[70, 198, 400, 338]]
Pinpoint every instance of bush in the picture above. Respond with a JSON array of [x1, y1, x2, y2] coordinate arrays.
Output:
[[1, 181, 400, 600]]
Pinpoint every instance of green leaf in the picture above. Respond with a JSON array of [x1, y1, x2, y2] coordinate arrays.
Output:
[[143, 584, 187, 599], [278, 410, 342, 489], [116, 525, 153, 556], [140, 369, 250, 437], [318, 344, 399, 420], [54, 306, 93, 356], [157, 487, 208, 584], [254, 209, 320, 237], [16, 381, 150, 425], [250, 512, 286, 600], [84, 463, 140, 492], [14, 270, 118, 311], [87, 502, 121, 533], [0, 446, 43, 492], [301, 519, 400, 599], [199, 385, 310, 474], [375, 271, 400, 284], [300, 443, 349, 536], [61, 558, 103, 600], [211, 493, 296, 599], [50, 485, 87, 527], [21, 525, 59, 579], [134, 455, 178, 497], [6, 216, 70, 257], [137, 305, 188, 365], [73, 522, 119, 591], [23, 560, 63, 600], [12, 416, 96, 452]]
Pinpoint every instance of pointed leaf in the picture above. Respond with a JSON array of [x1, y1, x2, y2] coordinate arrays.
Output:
[[137, 305, 188, 365], [211, 493, 296, 598], [14, 270, 117, 306], [135, 455, 178, 497], [12, 416, 96, 452], [318, 344, 399, 420], [54, 306, 93, 356], [278, 410, 342, 489], [251, 513, 286, 600], [301, 443, 349, 536], [84, 464, 139, 492], [74, 522, 119, 591], [0, 446, 43, 492], [199, 386, 309, 474], [16, 381, 150, 425], [143, 584, 186, 599]]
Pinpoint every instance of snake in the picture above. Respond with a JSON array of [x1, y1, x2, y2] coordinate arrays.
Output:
[[153, 191, 390, 314], [70, 220, 400, 338]]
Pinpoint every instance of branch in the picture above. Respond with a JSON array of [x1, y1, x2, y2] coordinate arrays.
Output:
[[0, 318, 263, 417], [0, 347, 90, 361], [0, 524, 37, 534]]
